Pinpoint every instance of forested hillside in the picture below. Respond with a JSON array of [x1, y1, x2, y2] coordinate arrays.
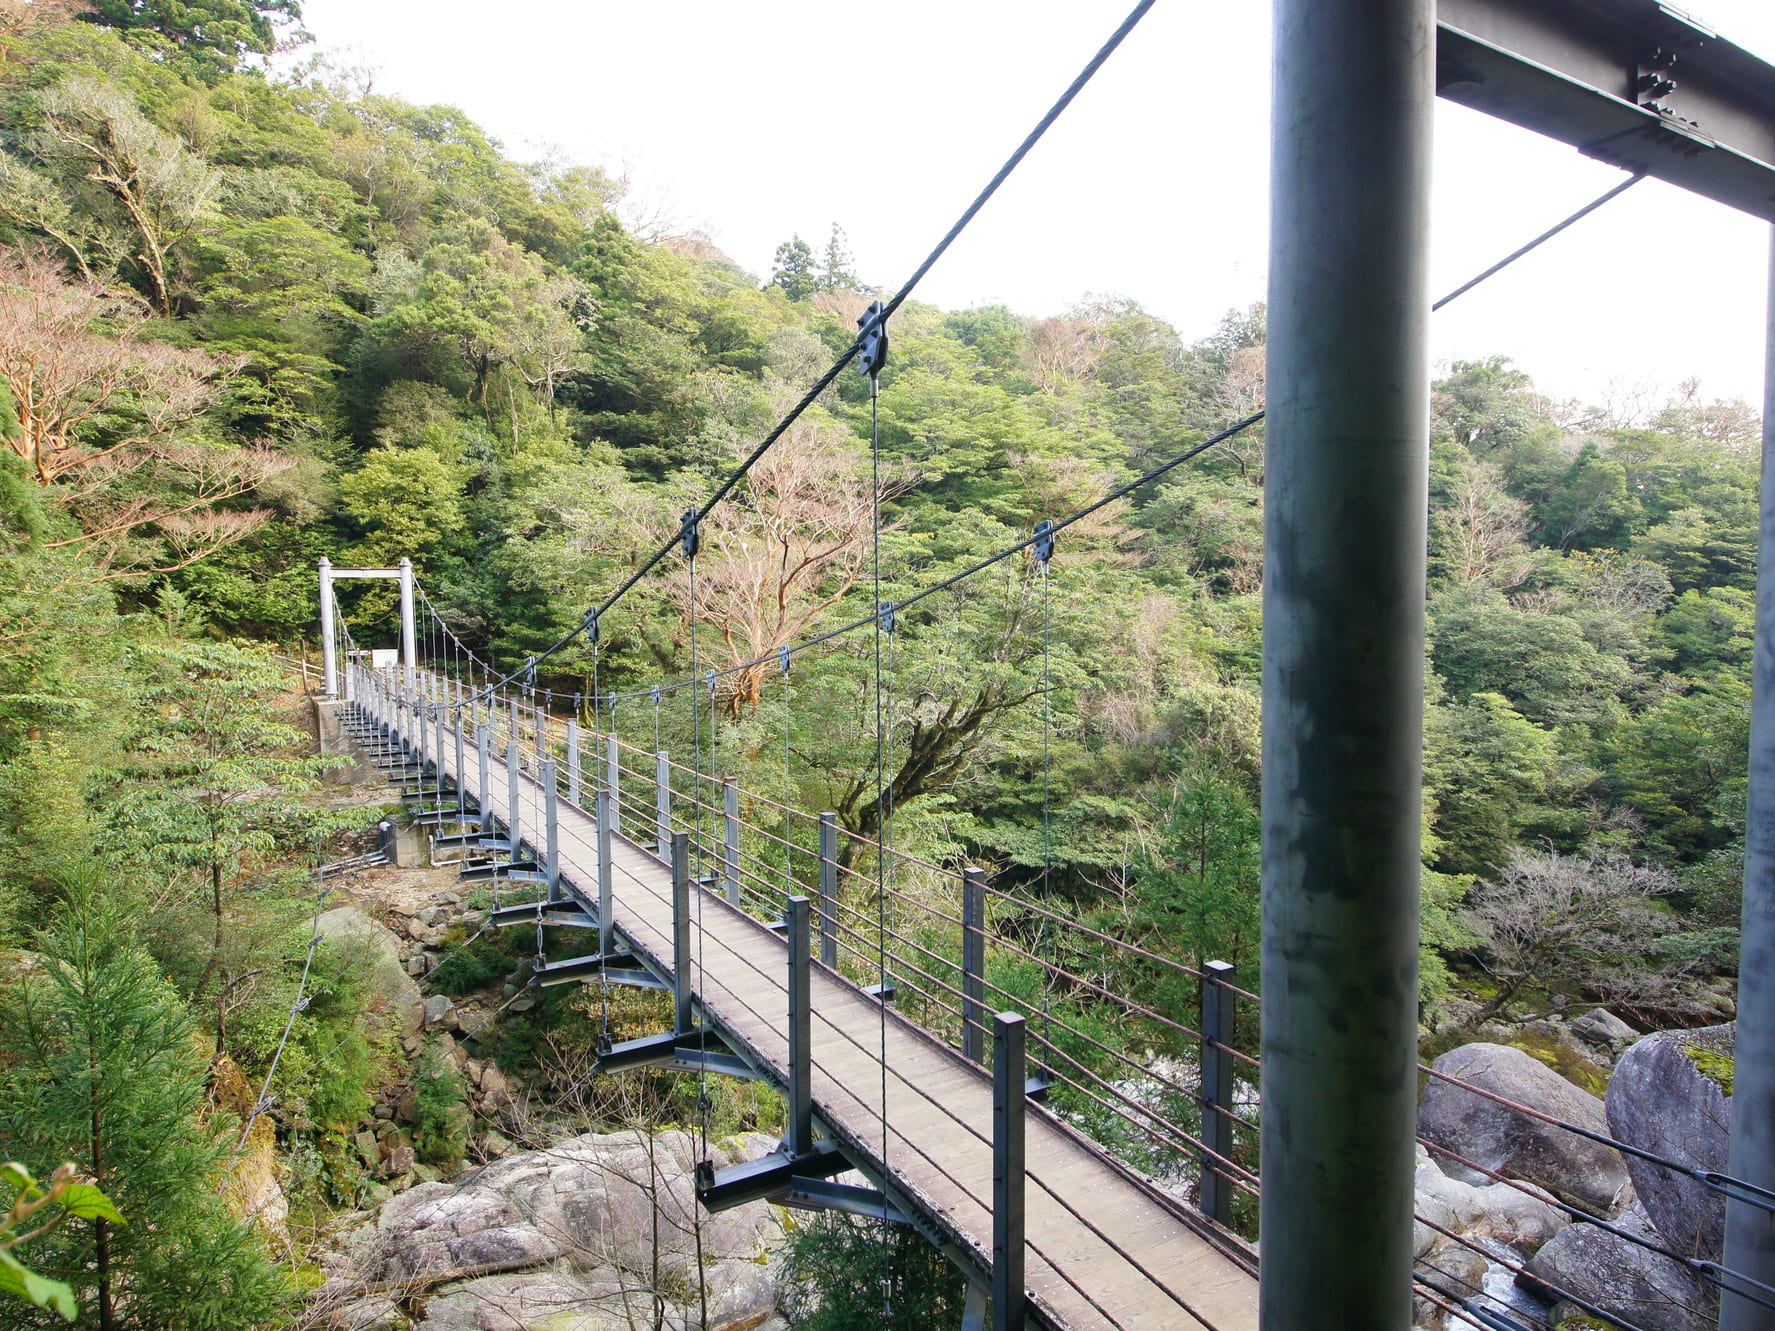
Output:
[[0, 0, 1761, 1325]]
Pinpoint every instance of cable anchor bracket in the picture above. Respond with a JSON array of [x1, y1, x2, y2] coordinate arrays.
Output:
[[1033, 518, 1057, 565], [681, 506, 702, 560], [857, 300, 888, 381]]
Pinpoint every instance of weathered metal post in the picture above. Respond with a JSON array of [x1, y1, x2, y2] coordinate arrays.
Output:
[[476, 723, 491, 834], [506, 740, 522, 864], [817, 813, 838, 967], [433, 703, 446, 805], [671, 832, 693, 1035], [318, 557, 338, 699], [566, 717, 581, 806], [723, 779, 741, 907], [596, 788, 615, 957], [993, 1012, 1026, 1331], [542, 759, 560, 901], [962, 868, 987, 1064], [655, 751, 671, 859], [453, 715, 467, 818], [786, 895, 813, 1157], [1262, 0, 1432, 1324], [1199, 960, 1236, 1228], [398, 557, 416, 694], [1724, 229, 1775, 1331], [606, 735, 622, 834]]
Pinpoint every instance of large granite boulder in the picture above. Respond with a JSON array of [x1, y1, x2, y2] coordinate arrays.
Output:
[[1520, 1202, 1714, 1331], [1606, 1022, 1734, 1261], [313, 1130, 787, 1331], [318, 905, 425, 1037], [1419, 1043, 1630, 1217], [1413, 1143, 1568, 1259]]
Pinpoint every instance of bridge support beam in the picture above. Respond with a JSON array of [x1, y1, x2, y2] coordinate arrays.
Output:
[[566, 717, 581, 806], [1199, 960, 1236, 1229], [453, 717, 467, 819], [817, 812, 838, 967], [962, 868, 987, 1064], [1261, 0, 1431, 1326], [398, 557, 415, 693], [506, 741, 522, 864], [542, 760, 560, 901], [318, 557, 337, 699], [723, 779, 741, 907], [476, 724, 491, 834], [993, 1012, 1026, 1331], [786, 894, 813, 1157], [596, 787, 615, 957], [1724, 227, 1775, 1331], [606, 734, 622, 833], [671, 832, 693, 1035]]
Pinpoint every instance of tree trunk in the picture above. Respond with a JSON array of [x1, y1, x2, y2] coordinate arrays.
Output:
[[90, 1028, 113, 1331]]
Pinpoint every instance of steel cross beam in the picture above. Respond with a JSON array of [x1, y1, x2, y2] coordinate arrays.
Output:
[[1437, 0, 1775, 221]]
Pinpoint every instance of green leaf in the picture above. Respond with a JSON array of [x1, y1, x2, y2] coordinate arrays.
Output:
[[0, 1249, 76, 1320], [56, 1184, 122, 1224], [0, 1163, 32, 1192]]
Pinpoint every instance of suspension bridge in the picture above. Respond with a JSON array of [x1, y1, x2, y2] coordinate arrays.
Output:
[[298, 0, 1775, 1327]]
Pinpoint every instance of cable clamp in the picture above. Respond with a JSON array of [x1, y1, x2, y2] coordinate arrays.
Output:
[[651, 685, 662, 707], [681, 506, 702, 560], [878, 600, 896, 634], [778, 644, 792, 675], [857, 300, 888, 380], [524, 656, 537, 688], [1033, 518, 1056, 564], [706, 669, 718, 696], [583, 607, 599, 644]]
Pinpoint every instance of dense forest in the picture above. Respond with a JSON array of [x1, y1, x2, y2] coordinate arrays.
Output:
[[0, 0, 1761, 1325]]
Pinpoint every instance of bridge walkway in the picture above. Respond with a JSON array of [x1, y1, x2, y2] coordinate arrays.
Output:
[[380, 700, 1259, 1331]]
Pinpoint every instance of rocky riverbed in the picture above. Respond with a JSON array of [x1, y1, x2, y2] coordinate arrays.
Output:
[[1413, 1014, 1737, 1331], [280, 859, 1738, 1331]]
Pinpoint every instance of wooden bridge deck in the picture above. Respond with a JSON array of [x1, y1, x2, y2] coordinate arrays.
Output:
[[401, 706, 1259, 1331]]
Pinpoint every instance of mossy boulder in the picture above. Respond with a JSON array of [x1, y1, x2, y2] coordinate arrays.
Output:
[[1605, 1022, 1733, 1262], [1419, 1043, 1630, 1216]]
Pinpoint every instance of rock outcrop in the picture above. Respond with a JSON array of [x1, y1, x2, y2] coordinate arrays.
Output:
[[1520, 1202, 1714, 1331], [318, 905, 426, 1037], [1418, 1043, 1630, 1217], [1606, 1023, 1733, 1262], [314, 1130, 789, 1331], [1413, 1143, 1568, 1260]]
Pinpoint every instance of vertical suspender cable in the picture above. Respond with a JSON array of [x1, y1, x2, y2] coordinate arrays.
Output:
[[867, 348, 894, 1318]]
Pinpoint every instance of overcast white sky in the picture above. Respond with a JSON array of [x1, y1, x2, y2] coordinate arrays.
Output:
[[297, 0, 1775, 410]]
